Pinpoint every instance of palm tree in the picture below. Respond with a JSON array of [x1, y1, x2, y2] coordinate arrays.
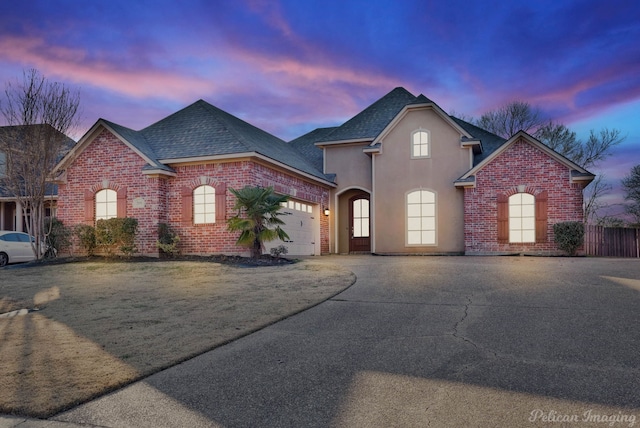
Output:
[[227, 186, 290, 259]]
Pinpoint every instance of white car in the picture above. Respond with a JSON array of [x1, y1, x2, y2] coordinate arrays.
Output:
[[0, 231, 44, 267]]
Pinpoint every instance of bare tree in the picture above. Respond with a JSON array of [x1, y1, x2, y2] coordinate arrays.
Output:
[[0, 69, 80, 259], [583, 175, 612, 225], [475, 100, 545, 139], [621, 164, 640, 225]]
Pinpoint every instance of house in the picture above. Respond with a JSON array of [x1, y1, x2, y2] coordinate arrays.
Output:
[[0, 125, 73, 232], [54, 101, 334, 256], [54, 88, 594, 256]]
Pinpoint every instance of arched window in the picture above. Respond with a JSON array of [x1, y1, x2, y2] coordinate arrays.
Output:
[[193, 185, 216, 224], [412, 130, 430, 158], [95, 189, 117, 220], [352, 198, 370, 238], [407, 190, 436, 245], [509, 193, 535, 243]]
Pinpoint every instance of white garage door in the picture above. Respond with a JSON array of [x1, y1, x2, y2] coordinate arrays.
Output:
[[265, 200, 317, 256]]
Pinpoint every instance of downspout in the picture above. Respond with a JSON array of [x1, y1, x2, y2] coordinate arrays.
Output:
[[371, 152, 376, 254]]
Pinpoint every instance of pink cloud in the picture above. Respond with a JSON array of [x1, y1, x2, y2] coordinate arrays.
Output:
[[0, 36, 217, 102]]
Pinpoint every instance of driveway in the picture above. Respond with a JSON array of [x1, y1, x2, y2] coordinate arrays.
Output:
[[55, 256, 640, 427]]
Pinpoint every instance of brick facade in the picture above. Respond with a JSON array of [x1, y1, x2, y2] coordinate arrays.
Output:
[[463, 138, 587, 255], [58, 128, 330, 256]]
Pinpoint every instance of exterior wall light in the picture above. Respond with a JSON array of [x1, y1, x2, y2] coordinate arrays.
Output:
[[324, 207, 330, 216]]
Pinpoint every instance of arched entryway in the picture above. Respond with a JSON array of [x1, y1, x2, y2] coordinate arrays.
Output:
[[336, 189, 371, 254]]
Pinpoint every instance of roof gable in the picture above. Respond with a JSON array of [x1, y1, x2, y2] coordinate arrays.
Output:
[[456, 130, 595, 186]]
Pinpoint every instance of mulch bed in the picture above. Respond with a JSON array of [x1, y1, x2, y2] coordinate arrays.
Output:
[[25, 253, 297, 268]]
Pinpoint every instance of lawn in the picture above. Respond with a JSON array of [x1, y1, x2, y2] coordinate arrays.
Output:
[[0, 259, 356, 417]]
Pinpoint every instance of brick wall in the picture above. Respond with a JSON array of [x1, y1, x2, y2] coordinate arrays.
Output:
[[58, 127, 331, 256], [464, 138, 587, 255]]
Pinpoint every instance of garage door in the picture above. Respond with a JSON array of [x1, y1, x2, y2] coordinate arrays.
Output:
[[265, 200, 317, 256]]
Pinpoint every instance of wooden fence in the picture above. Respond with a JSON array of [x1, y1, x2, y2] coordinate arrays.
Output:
[[584, 225, 640, 257]]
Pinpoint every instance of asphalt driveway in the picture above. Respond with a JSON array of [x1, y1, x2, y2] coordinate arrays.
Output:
[[54, 256, 640, 427]]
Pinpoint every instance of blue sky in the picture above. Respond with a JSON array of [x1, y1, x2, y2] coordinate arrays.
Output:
[[1, 0, 638, 217]]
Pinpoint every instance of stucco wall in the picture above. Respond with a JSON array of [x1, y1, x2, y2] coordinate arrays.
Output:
[[464, 139, 586, 255], [58, 128, 331, 256], [373, 108, 471, 254]]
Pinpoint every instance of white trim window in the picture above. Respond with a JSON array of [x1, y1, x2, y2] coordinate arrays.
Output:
[[194, 185, 216, 224], [509, 193, 535, 243], [407, 190, 436, 245], [411, 130, 430, 158], [95, 189, 117, 220]]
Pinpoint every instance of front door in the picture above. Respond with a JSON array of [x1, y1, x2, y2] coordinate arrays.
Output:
[[349, 194, 370, 253]]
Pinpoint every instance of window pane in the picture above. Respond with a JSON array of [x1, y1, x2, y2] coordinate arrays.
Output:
[[422, 191, 435, 203], [194, 213, 205, 223], [509, 205, 522, 217], [422, 231, 435, 244], [353, 218, 362, 236], [422, 217, 435, 230], [522, 217, 535, 229], [522, 230, 536, 243], [408, 231, 421, 245], [408, 218, 421, 231], [522, 204, 535, 217], [96, 204, 107, 218], [407, 191, 421, 204], [361, 219, 369, 237], [522, 193, 535, 204], [353, 200, 361, 217], [407, 204, 421, 217], [422, 203, 435, 217]]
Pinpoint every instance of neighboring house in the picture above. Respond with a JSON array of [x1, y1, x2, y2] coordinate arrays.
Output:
[[0, 125, 72, 232], [55, 87, 594, 257]]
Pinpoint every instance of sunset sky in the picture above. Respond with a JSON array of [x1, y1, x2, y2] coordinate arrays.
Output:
[[1, 0, 638, 217]]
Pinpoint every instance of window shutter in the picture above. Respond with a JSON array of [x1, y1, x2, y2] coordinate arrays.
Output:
[[117, 187, 127, 218], [215, 183, 227, 221], [84, 189, 94, 224], [535, 191, 548, 243], [497, 193, 509, 244], [181, 187, 193, 225]]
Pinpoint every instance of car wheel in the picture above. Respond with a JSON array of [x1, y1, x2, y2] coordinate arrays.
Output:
[[0, 252, 8, 267]]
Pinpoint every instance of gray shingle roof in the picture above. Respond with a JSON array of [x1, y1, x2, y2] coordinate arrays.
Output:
[[288, 127, 337, 172], [104, 100, 330, 181], [318, 87, 423, 142], [449, 117, 507, 166]]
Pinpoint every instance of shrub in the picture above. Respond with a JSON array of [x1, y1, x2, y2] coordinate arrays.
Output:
[[269, 244, 288, 258], [95, 217, 139, 257], [45, 217, 71, 256], [553, 221, 585, 256], [74, 224, 97, 256], [157, 223, 180, 257]]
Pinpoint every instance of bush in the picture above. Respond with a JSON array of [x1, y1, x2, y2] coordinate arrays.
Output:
[[45, 217, 71, 256], [157, 223, 180, 257], [553, 221, 585, 256], [95, 217, 138, 256], [74, 224, 97, 256], [269, 244, 288, 258]]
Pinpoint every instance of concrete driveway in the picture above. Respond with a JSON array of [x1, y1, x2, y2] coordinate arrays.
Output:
[[54, 256, 640, 427]]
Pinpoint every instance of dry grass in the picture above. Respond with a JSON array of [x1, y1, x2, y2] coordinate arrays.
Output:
[[0, 259, 355, 417]]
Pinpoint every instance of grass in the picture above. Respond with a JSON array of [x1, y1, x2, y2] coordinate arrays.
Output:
[[0, 259, 355, 418]]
